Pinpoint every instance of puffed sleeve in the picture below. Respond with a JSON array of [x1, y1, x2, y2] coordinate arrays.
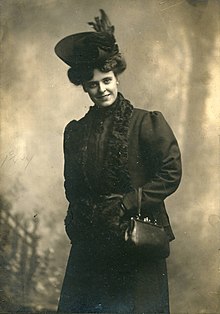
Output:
[[123, 111, 182, 212]]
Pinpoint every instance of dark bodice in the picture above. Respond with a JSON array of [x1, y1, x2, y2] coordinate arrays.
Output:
[[86, 105, 115, 195]]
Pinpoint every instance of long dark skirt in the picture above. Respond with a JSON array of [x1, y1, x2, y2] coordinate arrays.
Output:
[[57, 243, 170, 314]]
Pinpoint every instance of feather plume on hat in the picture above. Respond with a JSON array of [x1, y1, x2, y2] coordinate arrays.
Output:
[[88, 9, 115, 35]]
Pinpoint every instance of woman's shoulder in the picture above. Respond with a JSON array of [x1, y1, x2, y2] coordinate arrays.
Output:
[[64, 106, 95, 131], [131, 107, 174, 137], [132, 107, 165, 123], [64, 119, 78, 134], [64, 112, 90, 133]]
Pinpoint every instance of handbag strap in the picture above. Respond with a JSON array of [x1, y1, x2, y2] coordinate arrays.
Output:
[[137, 187, 142, 217]]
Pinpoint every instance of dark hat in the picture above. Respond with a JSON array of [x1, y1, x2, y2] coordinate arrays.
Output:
[[54, 10, 119, 68]]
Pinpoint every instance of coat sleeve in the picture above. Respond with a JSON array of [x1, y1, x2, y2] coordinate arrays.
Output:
[[63, 120, 79, 204], [123, 111, 182, 212]]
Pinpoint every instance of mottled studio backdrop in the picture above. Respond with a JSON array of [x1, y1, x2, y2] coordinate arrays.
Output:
[[0, 0, 219, 313]]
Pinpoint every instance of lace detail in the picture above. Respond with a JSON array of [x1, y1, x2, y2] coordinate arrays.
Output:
[[101, 94, 134, 194]]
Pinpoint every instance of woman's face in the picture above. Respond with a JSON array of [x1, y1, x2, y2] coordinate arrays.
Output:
[[83, 69, 118, 107]]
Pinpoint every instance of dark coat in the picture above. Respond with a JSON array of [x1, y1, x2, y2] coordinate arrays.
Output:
[[58, 94, 182, 313], [124, 108, 181, 240]]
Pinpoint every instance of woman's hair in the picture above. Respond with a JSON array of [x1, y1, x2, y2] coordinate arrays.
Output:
[[67, 53, 126, 86]]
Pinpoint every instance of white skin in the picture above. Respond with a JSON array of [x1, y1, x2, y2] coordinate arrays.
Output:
[[83, 69, 118, 107]]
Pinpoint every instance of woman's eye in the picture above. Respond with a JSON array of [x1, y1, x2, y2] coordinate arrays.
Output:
[[88, 82, 97, 88], [103, 78, 111, 84]]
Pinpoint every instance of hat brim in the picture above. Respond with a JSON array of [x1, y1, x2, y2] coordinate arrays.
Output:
[[54, 32, 96, 67]]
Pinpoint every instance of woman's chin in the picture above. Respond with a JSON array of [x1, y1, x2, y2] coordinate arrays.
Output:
[[95, 96, 116, 107]]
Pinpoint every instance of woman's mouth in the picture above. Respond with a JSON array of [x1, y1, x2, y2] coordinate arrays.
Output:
[[97, 94, 110, 99]]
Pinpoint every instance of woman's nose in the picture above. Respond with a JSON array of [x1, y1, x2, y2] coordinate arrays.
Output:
[[98, 82, 106, 93]]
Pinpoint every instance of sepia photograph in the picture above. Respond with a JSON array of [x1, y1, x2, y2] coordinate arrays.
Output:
[[0, 0, 219, 313]]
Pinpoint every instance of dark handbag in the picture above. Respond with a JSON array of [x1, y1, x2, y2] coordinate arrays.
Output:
[[125, 187, 170, 259]]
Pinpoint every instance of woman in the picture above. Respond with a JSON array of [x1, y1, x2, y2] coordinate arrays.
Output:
[[55, 10, 181, 314]]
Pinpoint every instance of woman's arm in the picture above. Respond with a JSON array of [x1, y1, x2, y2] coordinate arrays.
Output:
[[63, 120, 81, 203], [123, 111, 182, 211]]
